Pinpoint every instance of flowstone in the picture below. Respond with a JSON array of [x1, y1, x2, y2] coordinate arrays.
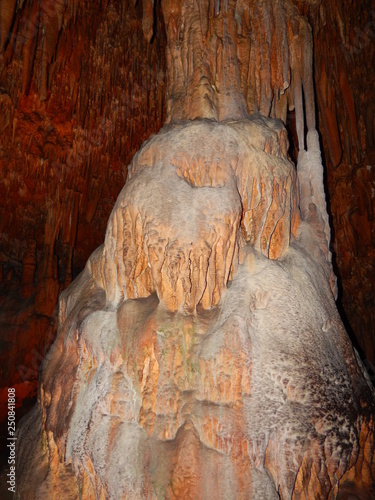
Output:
[[16, 1, 375, 498]]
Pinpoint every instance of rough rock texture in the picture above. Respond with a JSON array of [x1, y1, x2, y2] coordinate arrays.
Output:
[[1, 0, 375, 427], [303, 0, 375, 365], [14, 0, 375, 498], [17, 230, 375, 498], [0, 0, 166, 419], [16, 115, 375, 497]]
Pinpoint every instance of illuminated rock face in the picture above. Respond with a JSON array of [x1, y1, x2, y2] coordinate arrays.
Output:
[[0, 0, 166, 417], [100, 118, 299, 312], [15, 0, 375, 498], [1, 0, 375, 420], [16, 117, 375, 498]]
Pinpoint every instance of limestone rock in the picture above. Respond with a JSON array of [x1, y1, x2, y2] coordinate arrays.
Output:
[[0, 0, 166, 413], [100, 117, 299, 312], [16, 114, 375, 497], [8, 1, 375, 498], [1, 0, 375, 422]]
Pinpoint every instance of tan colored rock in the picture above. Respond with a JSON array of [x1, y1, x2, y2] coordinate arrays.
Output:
[[0, 0, 166, 408], [98, 117, 298, 312], [16, 229, 375, 498], [1, 0, 374, 428], [16, 112, 375, 497], [14, 1, 375, 499]]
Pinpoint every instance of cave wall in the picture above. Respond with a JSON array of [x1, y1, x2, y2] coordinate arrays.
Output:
[[0, 0, 374, 420], [13, 0, 375, 496], [0, 0, 166, 417], [302, 0, 375, 364]]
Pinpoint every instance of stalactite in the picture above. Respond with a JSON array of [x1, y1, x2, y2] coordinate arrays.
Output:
[[2, 1, 374, 497], [20, 2, 39, 94], [0, 0, 166, 412], [150, 0, 335, 293], [142, 0, 154, 42]]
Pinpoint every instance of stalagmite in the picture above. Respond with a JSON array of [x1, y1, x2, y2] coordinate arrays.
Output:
[[15, 1, 375, 499]]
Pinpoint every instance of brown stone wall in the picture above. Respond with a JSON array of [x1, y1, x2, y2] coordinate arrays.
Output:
[[0, 0, 166, 417]]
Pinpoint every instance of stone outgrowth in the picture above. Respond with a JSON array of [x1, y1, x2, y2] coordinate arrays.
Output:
[[0, 0, 166, 418], [17, 116, 375, 498], [102, 117, 299, 312], [302, 0, 375, 364], [149, 0, 336, 292], [1, 0, 375, 427], [14, 0, 375, 498]]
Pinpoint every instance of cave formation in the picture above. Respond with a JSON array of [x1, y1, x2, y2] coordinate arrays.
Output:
[[0, 0, 375, 498]]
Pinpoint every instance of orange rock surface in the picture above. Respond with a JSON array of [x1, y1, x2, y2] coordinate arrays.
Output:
[[16, 131, 375, 496], [0, 0, 166, 421], [12, 1, 375, 498], [1, 0, 374, 427]]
